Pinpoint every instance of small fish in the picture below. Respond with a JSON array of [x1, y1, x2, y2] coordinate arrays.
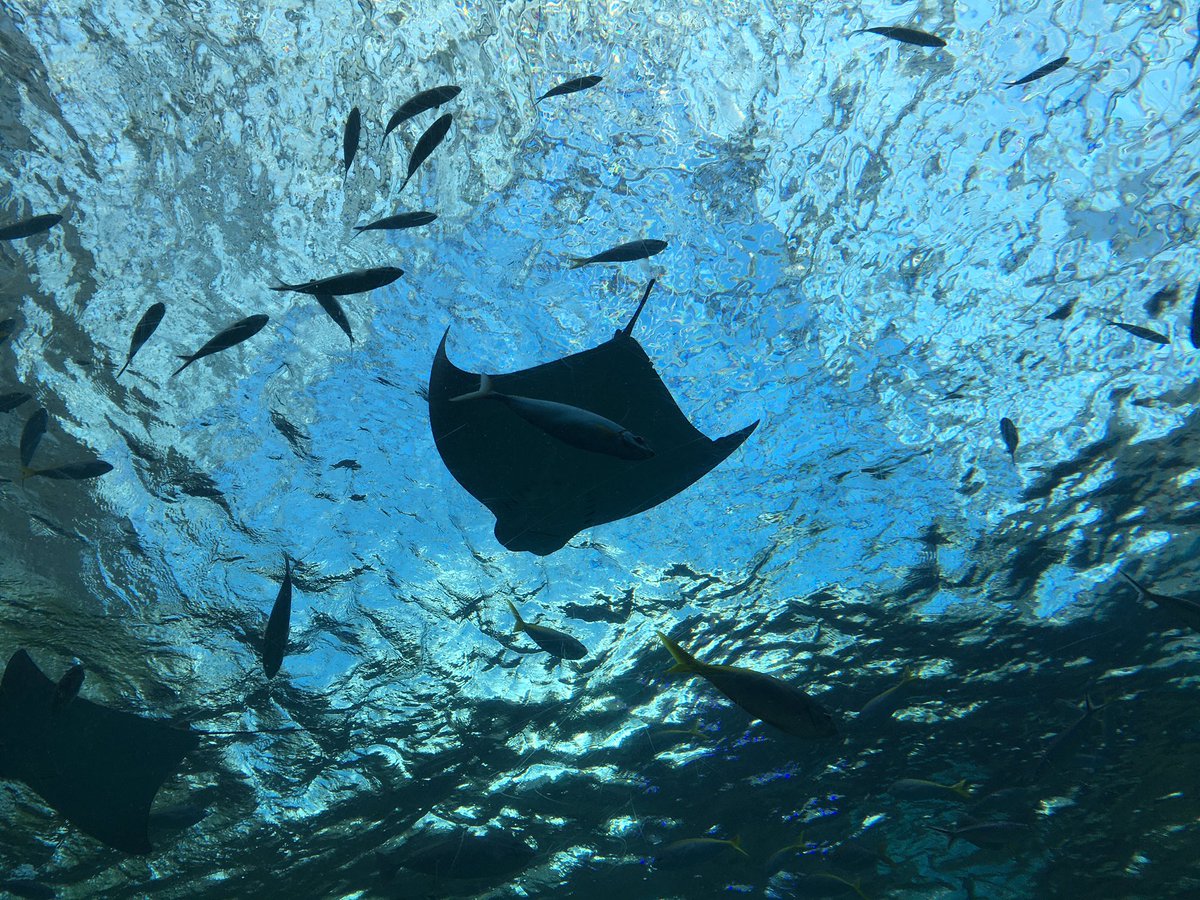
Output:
[[657, 632, 838, 738], [117, 301, 166, 377], [654, 835, 748, 869], [857, 667, 918, 722], [343, 106, 361, 177], [19, 407, 48, 469], [1044, 298, 1076, 320], [929, 820, 1031, 848], [1108, 320, 1170, 345], [1003, 56, 1069, 87], [400, 112, 452, 192], [1190, 280, 1200, 349], [452, 373, 654, 459], [889, 778, 973, 801], [0, 213, 62, 240], [349, 493, 367, 501], [1119, 569, 1200, 633], [353, 211, 437, 234], [506, 599, 587, 660], [27, 460, 114, 480], [568, 238, 667, 269], [535, 74, 603, 104], [383, 85, 461, 140], [853, 26, 947, 48], [1000, 417, 1018, 463], [51, 663, 84, 711], [331, 458, 360, 470], [0, 391, 32, 413], [1144, 284, 1179, 317], [262, 554, 293, 679], [0, 318, 15, 343], [172, 313, 269, 377], [0, 879, 57, 900], [314, 293, 353, 344], [271, 266, 403, 296]]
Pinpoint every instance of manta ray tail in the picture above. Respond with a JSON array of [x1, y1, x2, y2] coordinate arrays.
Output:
[[451, 373, 494, 402]]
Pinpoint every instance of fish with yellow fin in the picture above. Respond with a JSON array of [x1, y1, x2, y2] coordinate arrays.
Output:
[[507, 600, 587, 660], [653, 835, 748, 869], [857, 667, 918, 723], [888, 778, 973, 801]]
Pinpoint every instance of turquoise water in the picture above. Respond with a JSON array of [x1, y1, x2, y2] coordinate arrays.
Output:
[[2, 0, 1200, 897]]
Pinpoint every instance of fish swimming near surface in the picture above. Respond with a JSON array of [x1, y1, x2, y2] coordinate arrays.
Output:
[[331, 458, 360, 470], [452, 373, 654, 460], [889, 778, 973, 801], [353, 211, 437, 234], [343, 106, 361, 178], [1108, 320, 1169, 345], [568, 238, 667, 269], [26, 461, 114, 480], [383, 85, 460, 140], [171, 313, 269, 377], [536, 74, 603, 104], [19, 407, 48, 470], [400, 112, 452, 192], [1190, 279, 1200, 349], [0, 318, 15, 344], [657, 632, 838, 739], [51, 663, 84, 712], [853, 26, 946, 47], [0, 878, 57, 900], [1034, 695, 1106, 779], [271, 266, 403, 296], [506, 599, 587, 659], [1003, 56, 1069, 86], [1119, 569, 1200, 633], [1044, 297, 1076, 321], [0, 213, 62, 241], [117, 302, 166, 377], [1000, 417, 1019, 463], [857, 667, 918, 722], [382, 829, 535, 880], [654, 836, 748, 869], [314, 294, 353, 344], [262, 554, 293, 679], [1145, 284, 1179, 317], [929, 820, 1032, 849], [0, 392, 32, 413]]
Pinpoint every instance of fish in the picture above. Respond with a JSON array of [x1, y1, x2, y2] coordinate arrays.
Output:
[[657, 632, 838, 738], [314, 294, 353, 344], [789, 873, 870, 899], [27, 460, 114, 480], [1003, 56, 1069, 87], [889, 778, 973, 801], [353, 211, 437, 234], [331, 458, 360, 470], [1044, 298, 1076, 320], [0, 213, 62, 241], [999, 417, 1018, 463], [1108, 320, 1170, 345], [535, 74, 603, 104], [0, 318, 14, 344], [271, 266, 403, 296], [1191, 280, 1200, 349], [117, 302, 166, 377], [0, 878, 57, 900], [172, 314, 269, 377], [343, 106, 360, 177], [653, 835, 748, 869], [452, 373, 654, 460], [568, 238, 667, 269], [19, 408, 48, 470], [262, 554, 293, 679], [857, 667, 918, 722], [929, 820, 1032, 848], [383, 828, 535, 880], [1119, 569, 1200, 633], [383, 85, 461, 140], [1034, 695, 1106, 778], [51, 663, 84, 712], [1144, 284, 1179, 317], [0, 392, 32, 413], [400, 112, 452, 192], [506, 599, 587, 660], [853, 26, 946, 47]]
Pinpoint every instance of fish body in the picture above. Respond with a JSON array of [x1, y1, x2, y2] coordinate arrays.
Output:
[[20, 408, 48, 469], [1004, 56, 1069, 86], [999, 417, 1018, 462], [353, 211, 437, 233], [172, 314, 269, 377], [788, 873, 869, 899], [0, 392, 32, 413], [1145, 284, 1179, 317], [657, 632, 838, 738], [262, 555, 292, 679], [117, 301, 166, 377], [51, 663, 84, 711], [536, 74, 602, 104], [654, 836, 747, 869], [28, 460, 113, 480], [384, 85, 461, 139], [1119, 569, 1200, 633], [1191, 280, 1200, 349], [390, 829, 535, 879], [929, 820, 1031, 848], [569, 238, 667, 269], [858, 667, 917, 721], [1108, 320, 1170, 344], [272, 266, 403, 296], [452, 373, 654, 460], [400, 113, 452, 192], [0, 213, 62, 240], [0, 318, 14, 344], [1035, 696, 1104, 778], [854, 26, 946, 47], [506, 599, 587, 659], [344, 106, 361, 176], [1044, 298, 1076, 320], [889, 778, 972, 801], [0, 879, 57, 900], [314, 294, 353, 344], [332, 458, 360, 470]]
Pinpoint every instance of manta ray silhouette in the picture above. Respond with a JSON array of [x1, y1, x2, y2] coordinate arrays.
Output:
[[428, 281, 758, 554]]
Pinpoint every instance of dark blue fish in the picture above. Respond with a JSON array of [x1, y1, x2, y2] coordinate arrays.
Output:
[[353, 211, 437, 234], [568, 238, 667, 269], [1000, 417, 1018, 462], [1004, 56, 1069, 87], [172, 314, 269, 377], [1190, 279, 1200, 349], [853, 26, 946, 47], [1108, 320, 1169, 345], [19, 407, 48, 469], [117, 302, 166, 377], [262, 555, 293, 679], [384, 85, 460, 140], [27, 460, 113, 480], [271, 266, 403, 296], [400, 113, 452, 192], [0, 392, 32, 413], [0, 318, 14, 344], [536, 74, 602, 104], [0, 213, 62, 240], [507, 600, 587, 659], [344, 107, 361, 177], [314, 294, 353, 344], [1044, 298, 1076, 320]]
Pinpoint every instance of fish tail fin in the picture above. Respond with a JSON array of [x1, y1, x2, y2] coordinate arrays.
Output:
[[656, 632, 701, 675], [730, 835, 750, 858], [116, 359, 130, 378], [506, 598, 526, 633], [450, 373, 494, 402], [950, 779, 973, 800], [901, 666, 918, 684], [875, 834, 895, 866], [1117, 568, 1147, 601], [269, 284, 292, 292], [170, 356, 193, 378], [927, 825, 956, 847], [567, 256, 589, 269]]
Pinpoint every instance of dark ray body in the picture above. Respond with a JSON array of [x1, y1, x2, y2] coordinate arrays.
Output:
[[1120, 569, 1200, 633], [1000, 417, 1018, 462], [272, 266, 403, 296], [0, 391, 32, 412], [854, 26, 946, 47], [400, 113, 452, 192], [354, 211, 437, 233], [117, 302, 166, 377], [262, 555, 293, 679], [28, 460, 113, 480], [1004, 56, 1069, 86], [1108, 320, 1169, 344], [384, 85, 460, 139], [20, 407, 48, 468], [51, 664, 84, 712], [536, 74, 602, 104], [343, 106, 361, 176], [315, 294, 353, 343], [568, 238, 667, 269], [0, 213, 62, 240], [172, 314, 269, 377]]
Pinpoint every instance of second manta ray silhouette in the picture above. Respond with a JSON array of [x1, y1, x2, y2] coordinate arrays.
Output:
[[427, 280, 758, 555]]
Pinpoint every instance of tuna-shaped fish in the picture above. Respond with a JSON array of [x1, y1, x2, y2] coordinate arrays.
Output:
[[506, 599, 587, 660], [353, 211, 437, 235], [383, 85, 460, 140], [0, 213, 62, 241], [1003, 56, 1069, 87], [172, 314, 269, 377], [400, 113, 452, 192], [271, 266, 403, 297], [1108, 320, 1169, 345], [853, 26, 946, 47], [0, 392, 32, 413], [344, 106, 361, 178], [262, 554, 293, 679], [27, 460, 113, 480], [117, 302, 166, 377], [536, 74, 602, 104], [314, 294, 353, 344], [568, 238, 667, 269], [1000, 417, 1019, 463], [653, 835, 748, 869]]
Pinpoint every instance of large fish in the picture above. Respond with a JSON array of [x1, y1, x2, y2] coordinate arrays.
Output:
[[344, 106, 361, 178], [929, 820, 1031, 848], [1119, 569, 1200, 633], [27, 460, 114, 480], [19, 408, 48, 469], [1003, 56, 1069, 87], [117, 302, 166, 377], [353, 211, 437, 234], [314, 294, 353, 344], [400, 113, 452, 192], [1108, 320, 1170, 345], [535, 74, 602, 104], [383, 85, 460, 140], [653, 836, 747, 869], [262, 555, 292, 679], [568, 238, 667, 269], [506, 599, 587, 659], [271, 266, 403, 296], [1190, 279, 1200, 350], [0, 213, 62, 241], [171, 314, 269, 377], [853, 26, 946, 47], [1000, 417, 1019, 462]]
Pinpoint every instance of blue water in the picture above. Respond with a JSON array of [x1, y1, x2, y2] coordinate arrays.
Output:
[[3, 0, 1200, 897]]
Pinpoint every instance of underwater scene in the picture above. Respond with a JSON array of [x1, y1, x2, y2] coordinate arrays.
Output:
[[2, 0, 1200, 897]]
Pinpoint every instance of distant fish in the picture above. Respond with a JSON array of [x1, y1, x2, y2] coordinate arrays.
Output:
[[1034, 695, 1106, 779], [344, 106, 361, 177], [262, 554, 293, 679], [271, 266, 403, 296], [568, 238, 668, 269], [654, 836, 748, 869], [857, 667, 918, 722], [1044, 298, 1076, 321], [19, 407, 48, 469], [0, 879, 57, 900], [1191, 279, 1200, 349], [1003, 56, 1069, 86], [314, 293, 353, 344], [536, 74, 602, 104], [353, 211, 437, 234], [657, 632, 838, 739], [0, 213, 62, 241], [1108, 320, 1170, 345], [384, 828, 535, 880], [452, 373, 654, 459], [1000, 417, 1018, 463], [0, 392, 32, 413], [117, 301, 166, 377], [0, 318, 15, 344], [853, 26, 946, 47], [27, 460, 114, 480], [383, 85, 460, 140], [929, 820, 1031, 849], [506, 599, 587, 660], [331, 458, 360, 470], [51, 663, 84, 712], [1144, 284, 1179, 317], [1119, 568, 1200, 633], [888, 778, 973, 801], [788, 873, 870, 899], [400, 112, 452, 192], [171, 313, 269, 377]]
